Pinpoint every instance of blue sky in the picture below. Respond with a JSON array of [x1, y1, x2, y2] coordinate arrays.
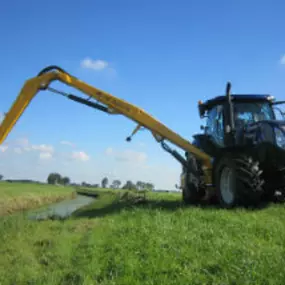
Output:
[[1, 0, 285, 189]]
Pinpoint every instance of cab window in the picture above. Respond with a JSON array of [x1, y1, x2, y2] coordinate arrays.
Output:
[[205, 105, 224, 146]]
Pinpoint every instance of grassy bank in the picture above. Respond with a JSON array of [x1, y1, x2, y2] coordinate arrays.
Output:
[[0, 182, 75, 216], [1, 187, 285, 284]]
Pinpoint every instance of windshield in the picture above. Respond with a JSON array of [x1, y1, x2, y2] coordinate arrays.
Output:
[[273, 102, 285, 121], [234, 102, 275, 124]]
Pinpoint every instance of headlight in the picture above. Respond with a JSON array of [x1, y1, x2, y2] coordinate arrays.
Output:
[[275, 127, 285, 149]]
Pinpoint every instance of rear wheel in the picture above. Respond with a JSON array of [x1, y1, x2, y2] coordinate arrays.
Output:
[[263, 168, 285, 202], [214, 153, 264, 208]]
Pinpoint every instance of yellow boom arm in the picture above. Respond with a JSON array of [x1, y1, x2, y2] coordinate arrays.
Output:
[[0, 66, 212, 182]]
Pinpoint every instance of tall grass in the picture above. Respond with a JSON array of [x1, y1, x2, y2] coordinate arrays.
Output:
[[0, 182, 75, 215], [1, 187, 285, 284]]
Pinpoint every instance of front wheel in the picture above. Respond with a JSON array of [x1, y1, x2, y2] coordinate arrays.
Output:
[[219, 165, 236, 206], [214, 153, 264, 208]]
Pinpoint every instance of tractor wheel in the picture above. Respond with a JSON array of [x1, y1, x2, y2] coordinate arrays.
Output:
[[263, 168, 285, 202], [214, 153, 264, 208], [182, 154, 203, 204], [262, 184, 276, 202]]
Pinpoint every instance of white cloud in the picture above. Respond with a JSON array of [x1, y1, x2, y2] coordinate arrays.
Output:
[[80, 58, 109, 71], [280, 55, 285, 65], [39, 152, 52, 160], [1, 137, 90, 162], [60, 140, 75, 147], [71, 151, 90, 162], [31, 144, 54, 153], [1, 138, 54, 157], [0, 137, 181, 190]]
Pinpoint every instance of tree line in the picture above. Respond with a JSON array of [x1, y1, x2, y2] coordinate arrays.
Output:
[[46, 172, 155, 191]]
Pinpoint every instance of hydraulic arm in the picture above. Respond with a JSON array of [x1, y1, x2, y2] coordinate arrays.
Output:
[[0, 66, 212, 182]]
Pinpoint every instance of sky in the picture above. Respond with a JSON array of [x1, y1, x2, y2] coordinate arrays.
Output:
[[0, 0, 285, 189]]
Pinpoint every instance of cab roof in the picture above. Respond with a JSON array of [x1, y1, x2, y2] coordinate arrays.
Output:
[[198, 94, 275, 117]]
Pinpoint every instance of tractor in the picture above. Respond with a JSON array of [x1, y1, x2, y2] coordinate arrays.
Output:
[[0, 66, 284, 208], [181, 83, 285, 208]]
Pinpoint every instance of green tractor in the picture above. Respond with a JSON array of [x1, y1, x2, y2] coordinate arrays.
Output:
[[182, 83, 285, 208]]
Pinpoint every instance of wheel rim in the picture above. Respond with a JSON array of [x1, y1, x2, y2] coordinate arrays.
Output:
[[220, 166, 235, 205]]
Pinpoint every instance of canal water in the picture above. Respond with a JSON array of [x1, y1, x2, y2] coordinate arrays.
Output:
[[28, 194, 95, 220]]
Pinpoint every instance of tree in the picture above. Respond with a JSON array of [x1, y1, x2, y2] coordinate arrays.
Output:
[[135, 181, 154, 191], [122, 180, 136, 190], [0, 174, 3, 181], [136, 181, 143, 190], [61, 176, 70, 186], [111, 179, 121, 189], [47, 172, 61, 185], [101, 177, 108, 188], [145, 182, 155, 191]]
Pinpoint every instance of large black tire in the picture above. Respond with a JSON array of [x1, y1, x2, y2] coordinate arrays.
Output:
[[214, 153, 264, 208], [262, 185, 276, 202], [182, 154, 204, 204], [263, 168, 285, 202]]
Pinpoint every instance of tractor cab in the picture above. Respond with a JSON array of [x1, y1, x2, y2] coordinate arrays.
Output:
[[193, 86, 285, 158], [201, 95, 276, 144]]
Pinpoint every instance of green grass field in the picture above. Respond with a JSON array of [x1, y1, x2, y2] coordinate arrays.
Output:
[[1, 183, 285, 284], [0, 181, 75, 215]]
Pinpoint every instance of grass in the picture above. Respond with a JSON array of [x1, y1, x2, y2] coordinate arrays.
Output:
[[1, 185, 285, 284], [0, 181, 75, 215]]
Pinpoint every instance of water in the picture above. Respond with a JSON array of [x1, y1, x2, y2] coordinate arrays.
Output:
[[28, 194, 95, 220]]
